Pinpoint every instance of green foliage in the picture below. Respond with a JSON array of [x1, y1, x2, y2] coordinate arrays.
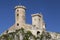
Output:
[[46, 32, 51, 39], [40, 31, 51, 40], [0, 28, 52, 40], [23, 31, 32, 40]]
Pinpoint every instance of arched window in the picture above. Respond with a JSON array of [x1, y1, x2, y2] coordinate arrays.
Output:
[[17, 14, 19, 21], [37, 31, 40, 35]]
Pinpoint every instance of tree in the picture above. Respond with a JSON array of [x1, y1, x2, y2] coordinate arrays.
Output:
[[46, 32, 51, 40], [23, 31, 33, 40], [40, 31, 51, 40], [15, 28, 25, 40]]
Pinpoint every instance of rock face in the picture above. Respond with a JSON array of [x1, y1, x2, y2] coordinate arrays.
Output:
[[0, 5, 60, 40]]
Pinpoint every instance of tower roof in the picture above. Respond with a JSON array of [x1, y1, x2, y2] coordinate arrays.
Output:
[[15, 5, 26, 9], [31, 13, 43, 17]]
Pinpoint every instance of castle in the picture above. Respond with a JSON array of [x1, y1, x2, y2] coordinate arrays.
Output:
[[3, 5, 46, 35], [0, 5, 60, 40]]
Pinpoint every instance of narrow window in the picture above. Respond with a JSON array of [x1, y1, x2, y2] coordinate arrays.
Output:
[[33, 25, 36, 27], [17, 14, 19, 21], [39, 19, 40, 21], [17, 10, 19, 12], [17, 14, 19, 16], [17, 23, 19, 26]]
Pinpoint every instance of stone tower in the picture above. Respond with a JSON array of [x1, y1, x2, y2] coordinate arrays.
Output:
[[15, 5, 26, 29], [31, 13, 45, 30]]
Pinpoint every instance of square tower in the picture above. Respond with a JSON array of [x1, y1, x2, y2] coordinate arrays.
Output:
[[31, 13, 45, 30]]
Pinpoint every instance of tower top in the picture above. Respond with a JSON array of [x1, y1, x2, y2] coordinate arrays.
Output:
[[15, 5, 26, 9], [31, 13, 43, 17]]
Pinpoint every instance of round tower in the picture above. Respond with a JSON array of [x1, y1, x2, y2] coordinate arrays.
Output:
[[15, 5, 26, 29]]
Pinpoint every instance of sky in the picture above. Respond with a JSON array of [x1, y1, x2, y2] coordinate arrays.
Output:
[[0, 0, 60, 34]]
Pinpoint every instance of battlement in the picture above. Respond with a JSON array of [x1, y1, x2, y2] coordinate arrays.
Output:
[[31, 13, 42, 17], [15, 5, 26, 9]]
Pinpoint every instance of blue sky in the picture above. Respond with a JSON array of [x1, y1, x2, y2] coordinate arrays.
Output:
[[0, 0, 60, 34]]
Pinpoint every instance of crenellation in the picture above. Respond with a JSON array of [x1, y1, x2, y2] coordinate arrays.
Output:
[[15, 5, 26, 10]]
